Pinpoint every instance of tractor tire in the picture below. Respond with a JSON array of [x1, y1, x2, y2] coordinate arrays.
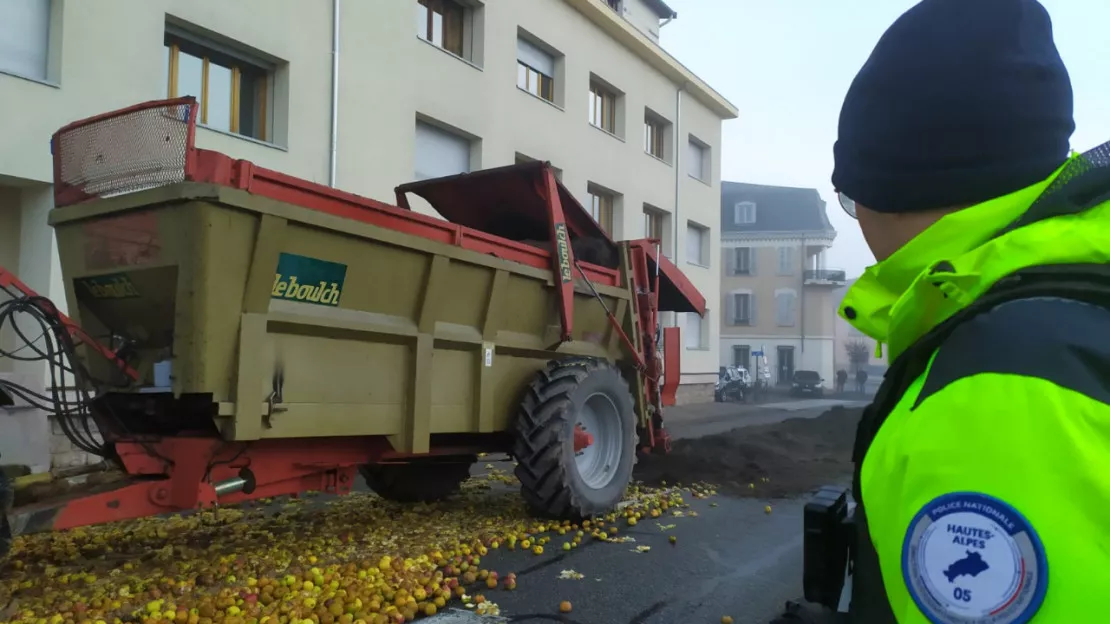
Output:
[[513, 358, 637, 519], [360, 458, 474, 503]]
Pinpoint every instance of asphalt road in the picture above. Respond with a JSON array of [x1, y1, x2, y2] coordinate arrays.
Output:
[[424, 400, 859, 624]]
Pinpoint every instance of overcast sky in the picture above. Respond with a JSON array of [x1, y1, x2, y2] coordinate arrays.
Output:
[[661, 0, 1110, 278]]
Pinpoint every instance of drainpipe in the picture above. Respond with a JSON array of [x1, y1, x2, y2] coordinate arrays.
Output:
[[328, 0, 341, 187], [673, 83, 685, 262]]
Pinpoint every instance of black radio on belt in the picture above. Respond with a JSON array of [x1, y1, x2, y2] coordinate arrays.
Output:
[[803, 485, 854, 609]]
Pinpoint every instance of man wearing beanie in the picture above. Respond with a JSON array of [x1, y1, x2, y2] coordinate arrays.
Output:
[[790, 0, 1110, 622]]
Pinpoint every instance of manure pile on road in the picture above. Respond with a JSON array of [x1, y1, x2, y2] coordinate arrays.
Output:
[[636, 406, 863, 498]]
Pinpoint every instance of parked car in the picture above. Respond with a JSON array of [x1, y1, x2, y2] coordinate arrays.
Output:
[[715, 366, 752, 402], [790, 369, 825, 397]]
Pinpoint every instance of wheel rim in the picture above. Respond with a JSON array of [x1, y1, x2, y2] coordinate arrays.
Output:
[[573, 392, 623, 489]]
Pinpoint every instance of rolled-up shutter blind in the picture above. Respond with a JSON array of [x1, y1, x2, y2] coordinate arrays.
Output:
[[414, 121, 470, 181], [0, 0, 50, 80], [517, 38, 554, 76]]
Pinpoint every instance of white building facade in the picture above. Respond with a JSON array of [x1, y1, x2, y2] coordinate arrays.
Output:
[[0, 0, 735, 458]]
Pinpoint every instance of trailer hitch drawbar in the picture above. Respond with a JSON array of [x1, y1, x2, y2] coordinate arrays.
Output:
[[212, 468, 257, 497]]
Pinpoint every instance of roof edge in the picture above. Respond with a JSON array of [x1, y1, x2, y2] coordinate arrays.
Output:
[[564, 0, 738, 119]]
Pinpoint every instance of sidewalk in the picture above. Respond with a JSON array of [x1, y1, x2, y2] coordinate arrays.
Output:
[[665, 396, 869, 422]]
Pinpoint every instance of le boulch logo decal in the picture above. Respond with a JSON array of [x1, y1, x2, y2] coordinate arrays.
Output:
[[271, 253, 347, 307], [76, 273, 141, 299], [553, 223, 573, 284]]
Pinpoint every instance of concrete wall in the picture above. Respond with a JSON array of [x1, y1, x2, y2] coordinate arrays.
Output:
[[0, 0, 735, 421], [719, 241, 836, 337]]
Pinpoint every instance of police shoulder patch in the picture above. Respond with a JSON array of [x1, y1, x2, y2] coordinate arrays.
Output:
[[902, 492, 1047, 624]]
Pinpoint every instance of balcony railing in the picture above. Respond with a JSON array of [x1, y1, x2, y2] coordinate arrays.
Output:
[[803, 269, 848, 284]]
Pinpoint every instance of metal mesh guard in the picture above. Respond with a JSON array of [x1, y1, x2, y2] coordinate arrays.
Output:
[[55, 101, 193, 203]]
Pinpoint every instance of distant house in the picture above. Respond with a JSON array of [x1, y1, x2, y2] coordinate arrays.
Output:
[[719, 182, 847, 385]]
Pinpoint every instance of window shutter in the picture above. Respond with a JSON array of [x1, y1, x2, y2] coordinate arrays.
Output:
[[789, 292, 797, 325], [750, 293, 757, 325], [0, 0, 51, 80], [517, 38, 554, 76], [725, 248, 736, 276], [725, 292, 736, 325], [414, 121, 471, 181], [750, 247, 758, 275]]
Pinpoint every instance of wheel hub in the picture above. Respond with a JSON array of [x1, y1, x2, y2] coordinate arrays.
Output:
[[573, 425, 594, 452], [573, 392, 623, 489]]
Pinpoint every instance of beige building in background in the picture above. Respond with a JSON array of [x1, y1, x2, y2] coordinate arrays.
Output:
[[718, 182, 846, 385], [0, 0, 736, 468]]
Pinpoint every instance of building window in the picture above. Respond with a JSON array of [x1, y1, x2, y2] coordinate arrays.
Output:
[[164, 32, 274, 142], [0, 0, 51, 81], [734, 201, 756, 224], [644, 114, 667, 160], [517, 37, 555, 102], [733, 345, 751, 369], [414, 119, 472, 181], [777, 246, 794, 275], [605, 0, 623, 11], [685, 312, 707, 349], [643, 207, 664, 241], [686, 222, 708, 266], [416, 0, 467, 57], [589, 81, 617, 134], [732, 247, 752, 275], [730, 292, 752, 325], [587, 186, 615, 234], [417, 0, 468, 57], [687, 136, 709, 181], [776, 290, 797, 327]]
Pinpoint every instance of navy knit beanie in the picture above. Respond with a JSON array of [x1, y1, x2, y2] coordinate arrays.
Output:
[[832, 0, 1075, 214]]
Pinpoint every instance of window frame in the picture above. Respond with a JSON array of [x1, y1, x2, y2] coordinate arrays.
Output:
[[589, 81, 617, 134], [643, 208, 664, 241], [777, 246, 794, 275], [734, 247, 752, 275], [733, 345, 751, 368], [414, 118, 473, 181], [164, 32, 274, 143], [517, 61, 554, 102], [416, 0, 467, 58], [516, 36, 557, 103], [686, 222, 708, 266], [732, 293, 752, 324], [0, 0, 53, 82], [734, 201, 756, 224], [686, 136, 709, 182], [685, 311, 707, 350], [644, 117, 666, 160], [775, 290, 797, 327], [587, 187, 615, 234]]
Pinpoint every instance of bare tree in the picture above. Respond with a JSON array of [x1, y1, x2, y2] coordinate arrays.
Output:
[[845, 339, 871, 372]]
